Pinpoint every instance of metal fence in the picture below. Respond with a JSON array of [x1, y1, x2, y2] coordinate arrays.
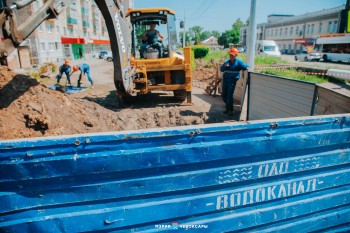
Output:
[[248, 73, 316, 120], [316, 86, 350, 115], [0, 114, 349, 232]]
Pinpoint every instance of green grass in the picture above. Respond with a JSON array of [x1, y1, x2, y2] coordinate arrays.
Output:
[[254, 55, 289, 65], [198, 49, 331, 83], [261, 68, 329, 84], [202, 50, 227, 66], [200, 50, 288, 66]]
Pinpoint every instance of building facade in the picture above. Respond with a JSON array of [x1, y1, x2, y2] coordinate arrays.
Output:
[[2, 0, 133, 69], [24, 0, 111, 66], [240, 5, 346, 54]]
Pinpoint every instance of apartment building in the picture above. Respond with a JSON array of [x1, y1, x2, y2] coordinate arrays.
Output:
[[240, 5, 346, 54], [1, 0, 133, 69], [27, 0, 111, 65]]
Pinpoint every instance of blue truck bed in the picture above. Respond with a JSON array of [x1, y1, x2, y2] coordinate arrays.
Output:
[[0, 114, 349, 232]]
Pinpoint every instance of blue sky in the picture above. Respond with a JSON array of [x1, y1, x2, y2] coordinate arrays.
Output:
[[135, 0, 346, 32]]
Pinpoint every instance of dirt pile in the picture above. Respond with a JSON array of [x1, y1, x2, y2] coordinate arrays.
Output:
[[0, 67, 207, 140], [193, 59, 218, 81]]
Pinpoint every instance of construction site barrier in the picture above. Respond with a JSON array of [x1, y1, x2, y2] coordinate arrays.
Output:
[[0, 114, 349, 232]]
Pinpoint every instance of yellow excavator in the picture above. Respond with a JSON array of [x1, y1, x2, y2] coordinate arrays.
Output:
[[0, 0, 192, 104], [126, 8, 192, 103]]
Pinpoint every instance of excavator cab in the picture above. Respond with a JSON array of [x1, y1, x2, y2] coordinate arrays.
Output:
[[126, 8, 192, 103], [129, 9, 177, 59], [137, 20, 168, 59]]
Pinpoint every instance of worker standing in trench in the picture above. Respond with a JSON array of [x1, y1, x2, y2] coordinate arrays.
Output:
[[70, 63, 94, 88], [220, 48, 249, 116]]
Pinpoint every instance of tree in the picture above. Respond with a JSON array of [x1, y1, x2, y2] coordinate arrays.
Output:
[[198, 30, 221, 42], [218, 30, 234, 48], [231, 18, 244, 44], [200, 30, 211, 41], [218, 18, 244, 48], [190, 26, 203, 43], [245, 18, 249, 26], [232, 18, 244, 31], [211, 30, 221, 38]]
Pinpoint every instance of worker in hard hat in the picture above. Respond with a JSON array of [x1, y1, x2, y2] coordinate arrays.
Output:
[[220, 48, 249, 116], [56, 59, 72, 85], [70, 63, 94, 88]]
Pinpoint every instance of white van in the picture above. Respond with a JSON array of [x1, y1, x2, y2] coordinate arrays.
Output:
[[256, 40, 281, 57]]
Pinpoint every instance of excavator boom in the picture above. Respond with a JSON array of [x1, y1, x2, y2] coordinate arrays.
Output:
[[0, 0, 133, 98], [0, 0, 191, 103], [94, 0, 134, 96], [0, 0, 65, 58]]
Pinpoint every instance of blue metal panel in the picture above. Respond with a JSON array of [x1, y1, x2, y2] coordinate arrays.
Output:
[[0, 114, 349, 232]]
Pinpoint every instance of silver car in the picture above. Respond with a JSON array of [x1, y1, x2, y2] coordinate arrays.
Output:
[[294, 51, 321, 62], [103, 52, 113, 62]]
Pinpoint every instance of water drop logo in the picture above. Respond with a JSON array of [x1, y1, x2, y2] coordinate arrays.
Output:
[[172, 222, 179, 230]]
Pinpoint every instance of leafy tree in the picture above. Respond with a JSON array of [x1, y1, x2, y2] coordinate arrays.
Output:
[[200, 31, 211, 41], [218, 18, 244, 48], [231, 18, 244, 44], [218, 30, 234, 48], [211, 30, 221, 38], [190, 26, 203, 43], [232, 18, 244, 32]]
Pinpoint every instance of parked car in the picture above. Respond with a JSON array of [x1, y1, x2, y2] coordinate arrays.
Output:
[[294, 51, 321, 62], [98, 51, 109, 59], [237, 47, 245, 53], [256, 40, 281, 57], [103, 52, 113, 62]]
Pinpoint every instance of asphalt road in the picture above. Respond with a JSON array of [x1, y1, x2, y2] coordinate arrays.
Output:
[[280, 54, 350, 96], [281, 54, 350, 71]]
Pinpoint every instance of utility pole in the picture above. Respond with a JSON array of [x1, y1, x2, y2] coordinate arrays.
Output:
[[183, 9, 186, 47], [246, 0, 257, 71]]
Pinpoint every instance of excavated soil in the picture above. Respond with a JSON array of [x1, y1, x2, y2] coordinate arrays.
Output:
[[0, 67, 210, 140]]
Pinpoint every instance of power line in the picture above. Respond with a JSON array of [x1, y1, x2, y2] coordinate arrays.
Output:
[[187, 0, 209, 20], [188, 0, 215, 21]]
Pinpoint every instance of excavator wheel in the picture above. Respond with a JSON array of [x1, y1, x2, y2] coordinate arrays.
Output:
[[173, 90, 187, 101]]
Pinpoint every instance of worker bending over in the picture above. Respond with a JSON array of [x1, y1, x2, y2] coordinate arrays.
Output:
[[71, 63, 94, 88], [56, 59, 72, 85]]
